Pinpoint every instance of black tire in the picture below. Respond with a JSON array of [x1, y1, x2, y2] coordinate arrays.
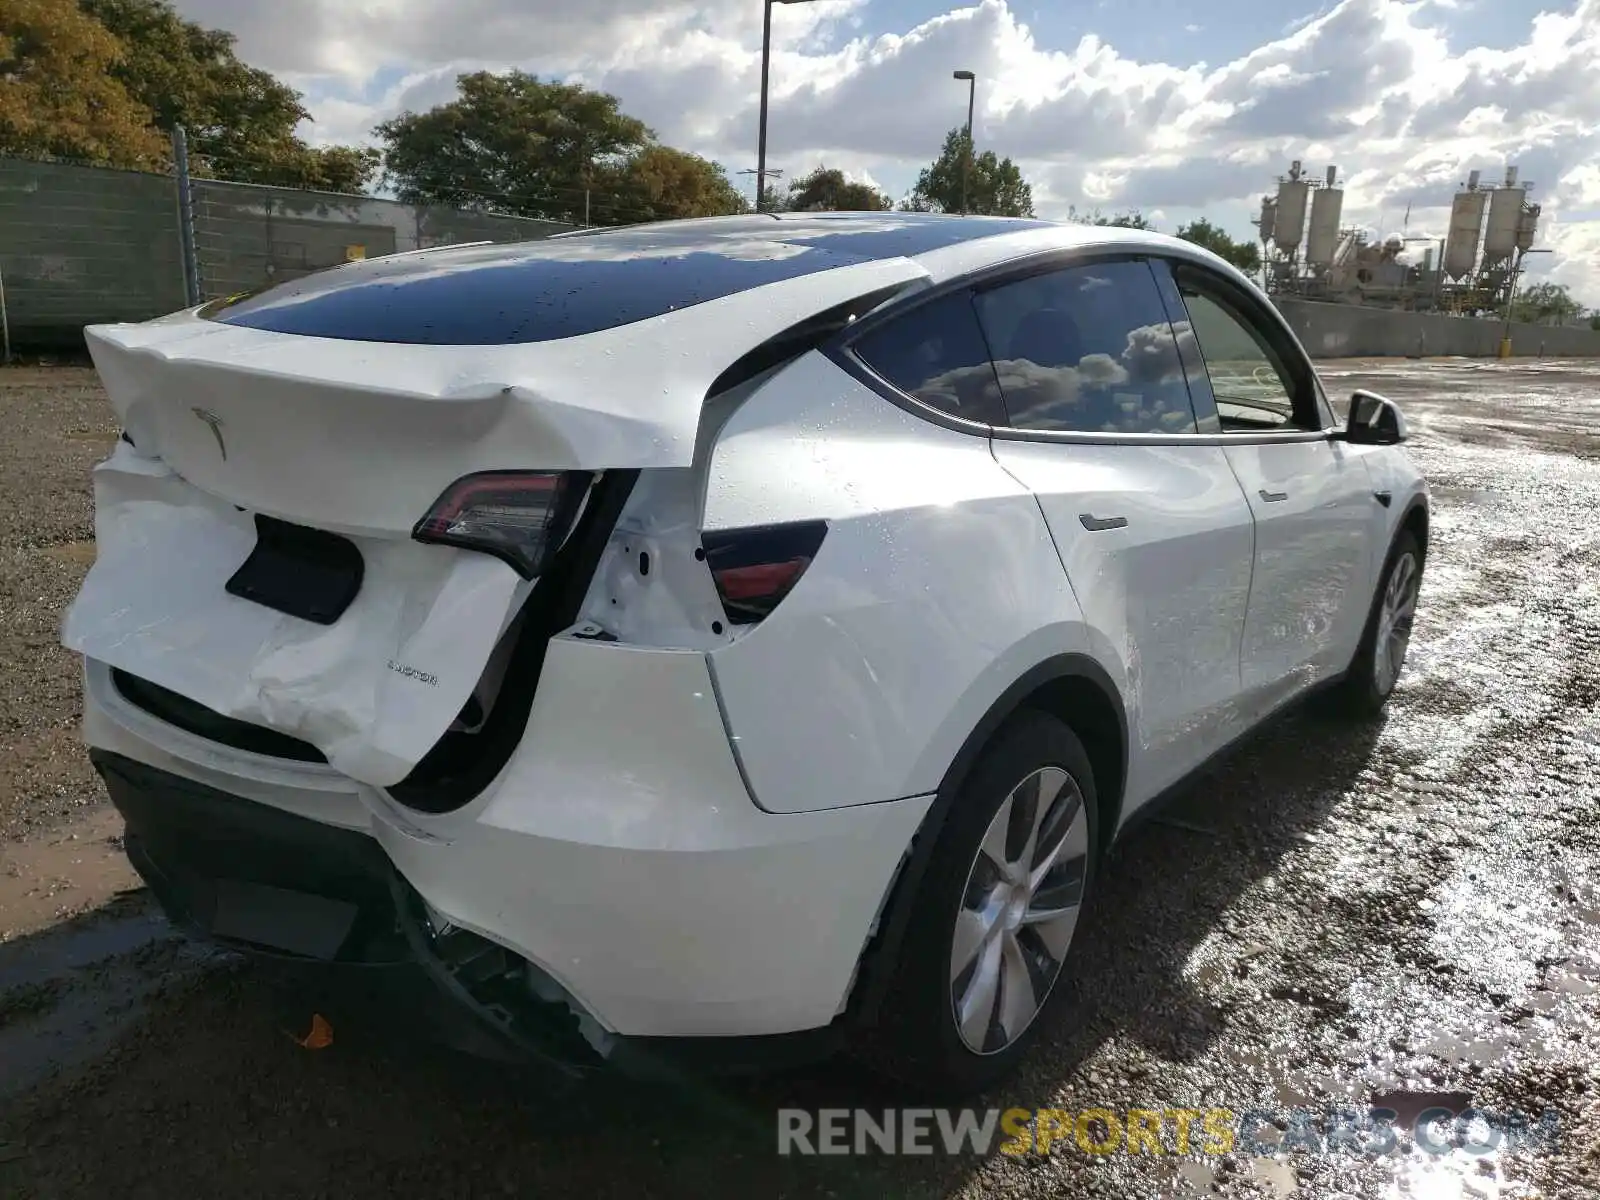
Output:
[[1323, 529, 1423, 718], [865, 709, 1099, 1098]]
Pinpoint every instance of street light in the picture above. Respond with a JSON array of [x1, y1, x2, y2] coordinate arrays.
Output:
[[953, 70, 976, 216], [757, 0, 820, 212]]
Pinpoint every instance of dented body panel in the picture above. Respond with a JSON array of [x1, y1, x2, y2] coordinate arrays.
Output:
[[62, 444, 530, 786]]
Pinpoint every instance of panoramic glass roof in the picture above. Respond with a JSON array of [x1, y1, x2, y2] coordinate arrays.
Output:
[[206, 213, 1052, 345]]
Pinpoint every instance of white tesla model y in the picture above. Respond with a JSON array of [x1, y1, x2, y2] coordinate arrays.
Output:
[[62, 213, 1428, 1094]]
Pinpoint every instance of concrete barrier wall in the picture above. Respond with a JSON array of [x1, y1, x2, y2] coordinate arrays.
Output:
[[0, 160, 188, 348], [1276, 297, 1600, 359], [0, 158, 576, 351], [189, 181, 573, 300]]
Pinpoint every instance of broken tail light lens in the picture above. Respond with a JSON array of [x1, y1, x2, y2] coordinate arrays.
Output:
[[413, 470, 592, 579], [702, 519, 828, 625]]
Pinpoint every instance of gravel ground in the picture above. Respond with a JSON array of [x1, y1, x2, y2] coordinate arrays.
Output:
[[0, 358, 1597, 1199], [0, 368, 117, 843]]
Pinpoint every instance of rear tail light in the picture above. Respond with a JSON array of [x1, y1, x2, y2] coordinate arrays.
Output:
[[413, 470, 592, 579], [702, 519, 828, 625]]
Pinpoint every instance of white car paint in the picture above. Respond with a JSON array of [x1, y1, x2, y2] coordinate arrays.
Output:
[[62, 214, 1429, 1053], [990, 439, 1258, 804], [1221, 439, 1378, 712], [701, 350, 1090, 814], [368, 637, 933, 1038]]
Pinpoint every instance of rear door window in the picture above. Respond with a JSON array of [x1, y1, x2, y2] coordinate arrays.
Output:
[[851, 291, 1008, 424], [972, 260, 1200, 435]]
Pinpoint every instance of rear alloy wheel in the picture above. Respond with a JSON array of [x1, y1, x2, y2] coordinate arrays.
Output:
[[870, 710, 1098, 1096], [950, 765, 1089, 1055], [1325, 529, 1423, 717]]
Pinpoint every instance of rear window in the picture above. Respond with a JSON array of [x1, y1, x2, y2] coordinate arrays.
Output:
[[206, 235, 878, 346], [850, 291, 1008, 424]]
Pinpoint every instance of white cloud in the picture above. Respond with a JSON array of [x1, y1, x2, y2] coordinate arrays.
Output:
[[173, 0, 1600, 306]]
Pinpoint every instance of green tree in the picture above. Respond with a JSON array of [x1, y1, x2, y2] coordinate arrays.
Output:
[[1175, 217, 1261, 273], [597, 144, 748, 222], [377, 71, 652, 223], [0, 0, 166, 167], [1066, 204, 1153, 229], [1510, 281, 1583, 326], [286, 144, 383, 194], [781, 166, 891, 212], [81, 0, 377, 192], [902, 128, 1034, 217]]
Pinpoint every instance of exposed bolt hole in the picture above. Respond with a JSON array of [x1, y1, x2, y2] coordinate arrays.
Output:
[[610, 598, 618, 605], [694, 547, 706, 561], [638, 551, 650, 577], [712, 621, 724, 635]]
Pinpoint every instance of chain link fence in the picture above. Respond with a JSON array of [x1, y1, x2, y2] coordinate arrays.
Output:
[[0, 142, 576, 355]]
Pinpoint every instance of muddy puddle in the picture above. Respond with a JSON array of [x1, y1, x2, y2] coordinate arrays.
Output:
[[0, 807, 135, 939], [0, 808, 215, 1100]]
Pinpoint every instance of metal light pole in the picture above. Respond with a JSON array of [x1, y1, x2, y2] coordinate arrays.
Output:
[[757, 0, 819, 212], [953, 70, 976, 216]]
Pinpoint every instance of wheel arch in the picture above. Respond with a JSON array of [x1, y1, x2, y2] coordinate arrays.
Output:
[[1398, 495, 1429, 560], [847, 652, 1128, 1029]]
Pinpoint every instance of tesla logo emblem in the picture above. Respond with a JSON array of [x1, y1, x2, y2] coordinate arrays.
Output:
[[191, 407, 227, 460]]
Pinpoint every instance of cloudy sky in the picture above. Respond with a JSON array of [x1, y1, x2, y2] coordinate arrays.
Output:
[[175, 0, 1600, 304]]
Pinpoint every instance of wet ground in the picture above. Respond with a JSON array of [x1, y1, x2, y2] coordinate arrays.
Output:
[[1, 359, 1598, 1198]]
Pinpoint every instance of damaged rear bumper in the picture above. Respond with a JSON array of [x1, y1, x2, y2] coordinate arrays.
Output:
[[94, 748, 859, 1078], [82, 637, 934, 1075], [95, 748, 607, 1073]]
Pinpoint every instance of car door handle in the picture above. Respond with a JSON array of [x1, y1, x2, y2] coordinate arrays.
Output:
[[1259, 489, 1289, 503], [1079, 513, 1129, 531]]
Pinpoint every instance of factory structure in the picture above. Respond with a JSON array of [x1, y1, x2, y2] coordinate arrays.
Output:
[[1253, 161, 1541, 315]]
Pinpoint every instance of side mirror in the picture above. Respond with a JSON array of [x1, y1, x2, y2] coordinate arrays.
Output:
[[1340, 389, 1408, 445]]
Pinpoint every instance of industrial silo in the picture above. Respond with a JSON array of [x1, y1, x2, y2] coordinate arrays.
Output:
[[1305, 166, 1344, 267], [1273, 161, 1310, 255], [1482, 166, 1525, 272], [1516, 202, 1540, 252], [1442, 170, 1487, 280]]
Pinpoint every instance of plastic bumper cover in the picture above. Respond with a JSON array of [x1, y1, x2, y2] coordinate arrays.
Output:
[[84, 637, 934, 1049], [93, 748, 603, 1073]]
